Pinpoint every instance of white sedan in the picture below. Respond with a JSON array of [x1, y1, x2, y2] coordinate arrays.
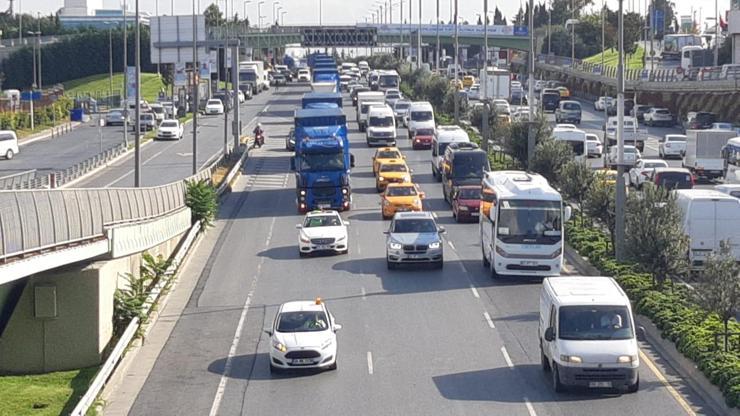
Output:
[[594, 96, 614, 111], [629, 159, 668, 188], [659, 134, 687, 159], [156, 119, 184, 140], [266, 298, 341, 372], [585, 133, 603, 158], [205, 99, 224, 115], [296, 210, 349, 256]]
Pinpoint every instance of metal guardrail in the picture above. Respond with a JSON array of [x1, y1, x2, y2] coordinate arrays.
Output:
[[0, 147, 231, 262], [0, 170, 37, 190]]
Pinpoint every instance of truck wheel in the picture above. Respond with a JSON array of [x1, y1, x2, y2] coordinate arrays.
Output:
[[541, 344, 551, 372], [552, 364, 566, 393], [626, 376, 639, 393], [482, 246, 490, 267]]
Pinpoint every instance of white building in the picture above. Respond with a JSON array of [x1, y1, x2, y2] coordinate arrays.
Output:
[[61, 0, 104, 16], [731, 0, 740, 63]]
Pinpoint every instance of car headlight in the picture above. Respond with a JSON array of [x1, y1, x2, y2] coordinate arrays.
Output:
[[389, 241, 402, 250], [300, 234, 310, 243], [413, 199, 422, 206], [560, 355, 582, 364], [273, 341, 287, 352], [458, 206, 469, 211], [379, 176, 385, 181], [402, 175, 411, 182], [617, 355, 638, 364], [428, 241, 441, 249], [321, 338, 333, 350], [336, 235, 346, 242], [547, 247, 563, 259], [300, 190, 306, 196]]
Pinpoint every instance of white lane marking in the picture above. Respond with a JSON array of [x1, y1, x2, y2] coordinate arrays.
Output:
[[104, 144, 172, 187], [447, 240, 456, 250], [361, 287, 366, 300], [524, 397, 537, 416], [501, 346, 514, 369], [367, 351, 374, 375], [470, 285, 480, 299], [483, 312, 495, 329], [639, 349, 697, 416], [208, 217, 276, 416]]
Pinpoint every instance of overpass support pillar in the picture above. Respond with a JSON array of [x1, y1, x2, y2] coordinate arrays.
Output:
[[0, 256, 139, 374]]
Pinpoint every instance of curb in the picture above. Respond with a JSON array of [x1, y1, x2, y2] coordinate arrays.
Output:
[[19, 121, 83, 147], [566, 243, 739, 416]]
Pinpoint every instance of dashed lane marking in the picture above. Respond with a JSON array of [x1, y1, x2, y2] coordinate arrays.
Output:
[[524, 397, 537, 416], [470, 285, 480, 299], [501, 346, 514, 369], [367, 351, 374, 375], [483, 312, 495, 329]]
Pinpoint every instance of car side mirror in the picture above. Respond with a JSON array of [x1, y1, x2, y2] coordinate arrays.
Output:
[[263, 328, 273, 337], [419, 192, 426, 199], [636, 326, 647, 342], [563, 206, 572, 222], [295, 224, 302, 229], [544, 327, 555, 342], [438, 226, 446, 234], [383, 230, 389, 235], [290, 156, 296, 171], [333, 324, 343, 332]]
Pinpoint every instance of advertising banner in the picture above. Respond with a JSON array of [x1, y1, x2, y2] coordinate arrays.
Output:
[[174, 62, 187, 86], [126, 66, 136, 98]]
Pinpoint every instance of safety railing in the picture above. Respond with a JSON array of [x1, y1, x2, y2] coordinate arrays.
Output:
[[0, 147, 233, 262], [0, 170, 37, 190]]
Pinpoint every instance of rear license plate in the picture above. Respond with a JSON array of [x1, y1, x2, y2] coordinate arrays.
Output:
[[292, 359, 313, 364], [318, 204, 330, 209], [589, 381, 612, 388], [471, 212, 479, 217]]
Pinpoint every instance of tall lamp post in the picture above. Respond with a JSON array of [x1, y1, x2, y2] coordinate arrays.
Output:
[[244, 0, 251, 25], [123, 0, 128, 148], [135, 0, 141, 187], [436, 0, 440, 71], [103, 22, 115, 105], [565, 18, 579, 67], [28, 30, 41, 90], [272, 1, 279, 25], [281, 10, 286, 26], [453, 0, 458, 122], [615, 0, 626, 261]]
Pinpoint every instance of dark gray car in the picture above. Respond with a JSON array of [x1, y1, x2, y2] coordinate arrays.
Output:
[[384, 212, 445, 269]]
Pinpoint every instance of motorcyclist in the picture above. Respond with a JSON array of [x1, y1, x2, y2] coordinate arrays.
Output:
[[253, 123, 264, 147]]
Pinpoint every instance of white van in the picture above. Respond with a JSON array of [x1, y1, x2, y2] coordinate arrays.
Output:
[[356, 91, 386, 132], [0, 130, 19, 160], [552, 126, 587, 162], [674, 189, 740, 269], [540, 276, 643, 393], [432, 125, 469, 180], [366, 105, 396, 147], [407, 101, 435, 139]]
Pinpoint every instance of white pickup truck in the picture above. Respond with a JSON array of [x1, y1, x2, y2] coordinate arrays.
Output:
[[604, 116, 646, 152]]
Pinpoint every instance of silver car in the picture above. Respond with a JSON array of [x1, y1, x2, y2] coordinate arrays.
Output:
[[105, 109, 125, 126], [384, 212, 445, 269]]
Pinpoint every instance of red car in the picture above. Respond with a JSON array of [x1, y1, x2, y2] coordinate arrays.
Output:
[[451, 185, 481, 222], [412, 127, 434, 150]]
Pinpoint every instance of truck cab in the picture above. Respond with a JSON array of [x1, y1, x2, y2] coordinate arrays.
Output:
[[291, 108, 353, 213], [604, 116, 644, 152], [302, 92, 343, 110]]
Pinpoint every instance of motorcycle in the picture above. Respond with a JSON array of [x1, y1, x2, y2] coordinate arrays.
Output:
[[254, 131, 265, 148]]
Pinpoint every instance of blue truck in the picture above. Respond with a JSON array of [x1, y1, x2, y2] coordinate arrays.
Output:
[[311, 68, 341, 93], [301, 92, 343, 110], [291, 108, 354, 213]]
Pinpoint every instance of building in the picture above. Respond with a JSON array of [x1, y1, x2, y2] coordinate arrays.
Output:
[[731, 0, 740, 63], [59, 0, 149, 30]]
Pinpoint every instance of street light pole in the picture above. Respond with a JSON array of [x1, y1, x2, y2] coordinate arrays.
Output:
[[418, 0, 422, 69], [436, 0, 440, 71], [192, 0, 199, 176], [548, 7, 551, 55], [244, 0, 251, 24], [615, 0, 626, 261], [527, 0, 535, 167], [482, 0, 489, 154], [281, 10, 286, 26], [123, 0, 129, 149], [453, 0, 458, 123], [36, 14, 42, 89], [109, 25, 113, 103], [135, 0, 141, 187], [30, 33, 37, 88]]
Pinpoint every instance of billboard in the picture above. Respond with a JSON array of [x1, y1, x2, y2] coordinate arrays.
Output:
[[150, 15, 209, 64], [174, 63, 187, 86], [126, 66, 136, 98]]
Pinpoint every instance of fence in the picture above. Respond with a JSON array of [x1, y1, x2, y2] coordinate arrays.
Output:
[[0, 146, 233, 262], [0, 170, 37, 190]]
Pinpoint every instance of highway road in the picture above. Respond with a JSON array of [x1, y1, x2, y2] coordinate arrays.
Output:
[[124, 84, 717, 415]]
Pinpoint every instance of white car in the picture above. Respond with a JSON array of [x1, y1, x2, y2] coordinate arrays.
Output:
[[205, 99, 224, 115], [585, 133, 603, 158], [643, 108, 674, 127], [156, 119, 184, 140], [629, 158, 669, 188], [607, 145, 641, 168], [467, 84, 481, 101], [492, 99, 510, 115], [296, 210, 349, 256], [297, 69, 311, 82], [658, 134, 687, 159], [266, 298, 341, 372], [594, 96, 614, 111], [0, 130, 19, 160], [238, 90, 245, 103]]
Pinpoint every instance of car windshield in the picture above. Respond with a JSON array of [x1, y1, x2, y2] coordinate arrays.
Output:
[[160, 121, 178, 128], [392, 219, 437, 233], [370, 116, 394, 127], [299, 152, 345, 171], [277, 311, 329, 333], [452, 153, 488, 178], [458, 188, 480, 199], [655, 109, 670, 115], [386, 92, 400, 99], [644, 162, 667, 169], [667, 137, 685, 142], [558, 305, 633, 341], [151, 107, 163, 114], [562, 103, 580, 110], [416, 128, 435, 136], [494, 105, 510, 114], [239, 72, 257, 82], [377, 151, 401, 159], [411, 111, 433, 121], [304, 215, 342, 227], [380, 164, 407, 173], [625, 148, 637, 154], [395, 102, 410, 110], [497, 199, 563, 245], [379, 75, 400, 88], [109, 111, 122, 117], [386, 186, 417, 197]]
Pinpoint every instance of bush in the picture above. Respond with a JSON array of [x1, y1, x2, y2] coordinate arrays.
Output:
[[185, 179, 218, 228], [530, 138, 574, 184], [566, 219, 740, 407]]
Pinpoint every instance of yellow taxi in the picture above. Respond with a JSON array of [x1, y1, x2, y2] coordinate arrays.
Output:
[[596, 169, 629, 194], [372, 147, 405, 175], [557, 86, 570, 98], [376, 160, 411, 192], [462, 75, 475, 88], [450, 79, 463, 90], [381, 183, 425, 220]]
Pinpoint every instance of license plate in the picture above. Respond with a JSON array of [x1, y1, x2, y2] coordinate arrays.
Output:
[[408, 254, 419, 258], [292, 358, 313, 364], [316, 245, 331, 250], [520, 261, 537, 266], [471, 212, 479, 217], [589, 381, 612, 388], [318, 204, 330, 209]]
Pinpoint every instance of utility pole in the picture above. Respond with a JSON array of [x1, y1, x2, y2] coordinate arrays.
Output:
[[192, 0, 199, 175], [123, 0, 129, 148], [482, 0, 489, 154], [453, 0, 459, 123], [232, 42, 240, 150], [548, 7, 551, 55], [135, 0, 141, 187], [417, 0, 422, 68], [615, 0, 626, 261], [436, 0, 440, 72], [527, 0, 535, 167], [714, 0, 719, 67]]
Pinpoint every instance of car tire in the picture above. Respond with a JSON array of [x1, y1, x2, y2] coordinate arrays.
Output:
[[299, 251, 308, 258], [541, 345, 551, 372], [552, 364, 566, 393], [482, 245, 490, 268], [626, 376, 639, 393], [489, 258, 499, 279], [5, 149, 15, 159]]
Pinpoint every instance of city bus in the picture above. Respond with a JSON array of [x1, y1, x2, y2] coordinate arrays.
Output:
[[480, 171, 572, 279], [662, 34, 703, 61], [722, 136, 740, 184]]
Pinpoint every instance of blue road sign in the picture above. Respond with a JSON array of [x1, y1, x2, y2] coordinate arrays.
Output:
[[20, 91, 42, 101]]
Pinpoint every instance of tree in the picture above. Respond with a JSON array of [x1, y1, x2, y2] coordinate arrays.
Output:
[[493, 7, 507, 25], [530, 138, 574, 184], [583, 177, 616, 253], [694, 240, 740, 352], [625, 183, 689, 287], [203, 3, 225, 27], [558, 160, 595, 224], [499, 115, 551, 169]]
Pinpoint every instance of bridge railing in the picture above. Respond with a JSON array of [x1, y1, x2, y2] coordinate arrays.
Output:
[[0, 150, 227, 262]]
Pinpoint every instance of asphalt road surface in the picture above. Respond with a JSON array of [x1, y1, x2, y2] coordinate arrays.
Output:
[[126, 84, 717, 415]]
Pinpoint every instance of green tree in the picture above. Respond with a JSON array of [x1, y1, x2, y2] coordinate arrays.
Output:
[[583, 177, 616, 253], [204, 3, 225, 27], [625, 183, 689, 287], [694, 240, 740, 352], [493, 7, 507, 25], [185, 179, 218, 228], [558, 160, 595, 224], [530, 138, 574, 184], [499, 116, 552, 169]]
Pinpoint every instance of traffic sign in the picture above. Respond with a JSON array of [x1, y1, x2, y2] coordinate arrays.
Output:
[[20, 91, 42, 101]]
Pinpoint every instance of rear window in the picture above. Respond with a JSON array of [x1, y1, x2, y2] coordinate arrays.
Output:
[[416, 128, 435, 136], [696, 113, 717, 123], [380, 164, 407, 173], [655, 109, 670, 115], [656, 172, 693, 189], [562, 102, 580, 110]]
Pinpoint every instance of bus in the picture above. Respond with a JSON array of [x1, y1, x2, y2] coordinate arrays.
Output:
[[662, 34, 703, 61], [480, 171, 572, 279], [722, 136, 740, 184]]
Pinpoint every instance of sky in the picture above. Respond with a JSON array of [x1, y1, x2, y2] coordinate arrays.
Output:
[[12, 0, 732, 27]]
